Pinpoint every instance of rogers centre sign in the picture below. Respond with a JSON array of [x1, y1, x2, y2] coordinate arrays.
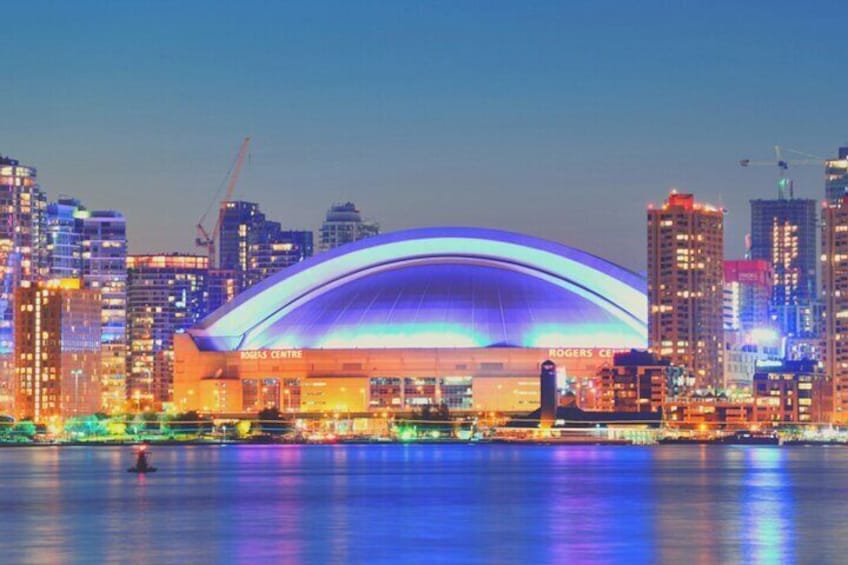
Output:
[[546, 348, 623, 359], [240, 350, 303, 360]]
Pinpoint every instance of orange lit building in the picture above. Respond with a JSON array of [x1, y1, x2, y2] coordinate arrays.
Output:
[[14, 279, 101, 422], [663, 398, 753, 429], [174, 228, 648, 416], [648, 191, 724, 390], [752, 360, 832, 424], [823, 197, 848, 423]]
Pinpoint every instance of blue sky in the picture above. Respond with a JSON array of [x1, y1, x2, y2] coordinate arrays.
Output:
[[1, 1, 845, 270]]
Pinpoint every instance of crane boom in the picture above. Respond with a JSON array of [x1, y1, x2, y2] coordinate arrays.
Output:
[[739, 145, 824, 199], [196, 136, 251, 269], [211, 136, 251, 246]]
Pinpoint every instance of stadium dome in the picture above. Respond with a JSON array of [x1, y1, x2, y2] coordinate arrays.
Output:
[[190, 227, 647, 351]]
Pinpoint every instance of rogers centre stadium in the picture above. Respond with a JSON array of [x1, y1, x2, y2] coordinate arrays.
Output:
[[173, 227, 647, 414]]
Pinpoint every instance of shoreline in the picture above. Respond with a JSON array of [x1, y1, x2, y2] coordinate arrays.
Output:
[[1, 438, 845, 448]]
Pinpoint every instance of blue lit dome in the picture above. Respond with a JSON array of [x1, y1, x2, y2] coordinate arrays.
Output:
[[191, 227, 647, 350]]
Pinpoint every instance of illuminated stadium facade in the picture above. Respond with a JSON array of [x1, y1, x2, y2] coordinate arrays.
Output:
[[174, 228, 647, 414]]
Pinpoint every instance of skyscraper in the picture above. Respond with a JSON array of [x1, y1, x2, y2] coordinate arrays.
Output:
[[217, 201, 262, 277], [79, 210, 127, 412], [822, 197, 848, 423], [750, 198, 818, 337], [825, 146, 848, 205], [216, 201, 313, 299], [45, 199, 128, 412], [14, 279, 101, 422], [318, 202, 379, 252], [126, 254, 208, 408], [246, 225, 312, 287], [0, 155, 48, 415], [648, 191, 724, 389]]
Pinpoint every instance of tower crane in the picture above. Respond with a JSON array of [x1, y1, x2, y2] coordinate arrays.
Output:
[[739, 145, 823, 199], [196, 136, 251, 269]]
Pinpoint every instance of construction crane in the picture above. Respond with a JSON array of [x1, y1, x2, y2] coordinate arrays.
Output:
[[196, 136, 251, 269], [739, 145, 822, 199]]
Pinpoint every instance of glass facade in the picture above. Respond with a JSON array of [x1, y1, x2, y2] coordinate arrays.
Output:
[[80, 210, 127, 411], [242, 377, 281, 412], [46, 198, 82, 279], [45, 200, 128, 412], [369, 377, 402, 408], [214, 201, 313, 310], [440, 376, 473, 410], [127, 254, 208, 407], [0, 157, 47, 414], [14, 281, 101, 421], [750, 198, 818, 337]]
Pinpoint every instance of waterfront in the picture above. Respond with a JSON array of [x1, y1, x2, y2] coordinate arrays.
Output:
[[2, 445, 847, 563]]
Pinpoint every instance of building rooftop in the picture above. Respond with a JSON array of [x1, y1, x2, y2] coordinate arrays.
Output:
[[190, 227, 648, 351]]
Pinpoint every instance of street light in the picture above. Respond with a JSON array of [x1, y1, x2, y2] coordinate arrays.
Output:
[[71, 369, 82, 417]]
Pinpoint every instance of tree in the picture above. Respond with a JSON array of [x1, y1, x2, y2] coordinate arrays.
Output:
[[64, 416, 108, 438], [0, 415, 13, 439], [171, 411, 212, 435], [409, 403, 453, 437], [256, 407, 291, 436], [12, 420, 36, 440]]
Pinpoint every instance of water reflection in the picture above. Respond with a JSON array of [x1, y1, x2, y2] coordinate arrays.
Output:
[[0, 445, 845, 563], [740, 448, 792, 563]]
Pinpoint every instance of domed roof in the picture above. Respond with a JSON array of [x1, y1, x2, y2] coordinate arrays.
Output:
[[190, 227, 647, 351]]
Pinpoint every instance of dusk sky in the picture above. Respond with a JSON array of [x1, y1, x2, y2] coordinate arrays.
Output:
[[2, 0, 846, 271]]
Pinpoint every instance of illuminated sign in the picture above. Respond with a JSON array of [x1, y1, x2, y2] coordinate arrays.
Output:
[[239, 349, 303, 360], [547, 348, 622, 359]]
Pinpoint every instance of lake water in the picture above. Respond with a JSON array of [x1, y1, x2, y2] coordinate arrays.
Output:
[[1, 444, 847, 564]]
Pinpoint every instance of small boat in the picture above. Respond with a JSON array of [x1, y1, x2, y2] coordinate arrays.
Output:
[[127, 445, 157, 473]]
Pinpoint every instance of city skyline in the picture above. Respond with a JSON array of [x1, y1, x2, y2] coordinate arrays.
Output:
[[5, 5, 848, 564], [3, 1, 847, 271]]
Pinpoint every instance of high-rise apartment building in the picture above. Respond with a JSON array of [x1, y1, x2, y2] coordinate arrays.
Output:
[[0, 156, 48, 415], [825, 146, 848, 205], [750, 198, 818, 337], [216, 201, 313, 298], [723, 260, 773, 332], [822, 197, 848, 422], [218, 201, 262, 276], [45, 199, 128, 412], [79, 210, 127, 412], [249, 228, 313, 283], [126, 254, 208, 408], [648, 191, 724, 389], [318, 202, 379, 252], [14, 280, 101, 422]]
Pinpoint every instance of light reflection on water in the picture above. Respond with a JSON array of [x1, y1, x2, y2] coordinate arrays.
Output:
[[1, 445, 846, 564]]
